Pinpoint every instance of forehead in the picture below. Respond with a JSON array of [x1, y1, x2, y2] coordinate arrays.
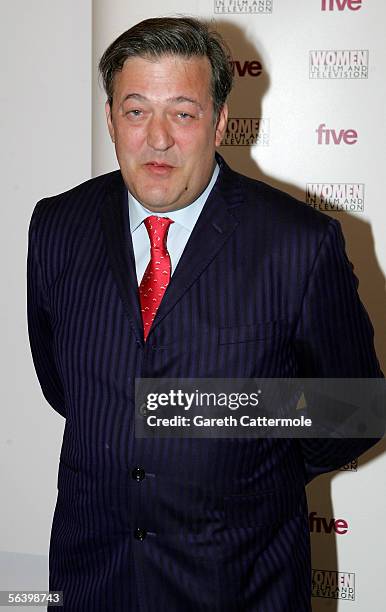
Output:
[[113, 54, 212, 103]]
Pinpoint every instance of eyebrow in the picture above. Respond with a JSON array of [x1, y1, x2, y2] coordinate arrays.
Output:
[[120, 93, 203, 111]]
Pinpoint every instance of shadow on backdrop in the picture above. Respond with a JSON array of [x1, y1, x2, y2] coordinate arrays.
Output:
[[215, 19, 385, 612]]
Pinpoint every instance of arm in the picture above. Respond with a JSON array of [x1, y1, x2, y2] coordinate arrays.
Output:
[[294, 218, 383, 482], [26, 201, 66, 418]]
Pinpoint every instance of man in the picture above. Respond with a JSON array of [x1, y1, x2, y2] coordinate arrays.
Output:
[[27, 17, 382, 612]]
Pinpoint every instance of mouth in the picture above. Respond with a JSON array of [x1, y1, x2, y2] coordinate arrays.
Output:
[[144, 162, 175, 176]]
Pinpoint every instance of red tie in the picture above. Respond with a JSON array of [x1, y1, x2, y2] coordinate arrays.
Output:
[[139, 215, 174, 340]]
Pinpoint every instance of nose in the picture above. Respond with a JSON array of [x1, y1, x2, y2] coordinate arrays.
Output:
[[147, 115, 174, 151]]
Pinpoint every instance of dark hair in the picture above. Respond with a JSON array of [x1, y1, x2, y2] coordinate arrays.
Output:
[[98, 16, 234, 118]]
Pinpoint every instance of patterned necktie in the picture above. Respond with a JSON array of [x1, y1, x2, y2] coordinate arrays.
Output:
[[139, 215, 174, 340]]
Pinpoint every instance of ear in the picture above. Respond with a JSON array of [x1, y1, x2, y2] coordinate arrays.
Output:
[[215, 103, 228, 147], [105, 101, 115, 143]]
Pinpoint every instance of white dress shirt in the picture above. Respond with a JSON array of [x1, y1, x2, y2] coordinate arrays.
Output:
[[128, 164, 220, 284]]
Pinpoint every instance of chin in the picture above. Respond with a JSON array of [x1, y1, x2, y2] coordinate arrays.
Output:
[[138, 191, 173, 210]]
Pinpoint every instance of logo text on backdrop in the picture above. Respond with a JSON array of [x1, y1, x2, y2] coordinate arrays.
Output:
[[215, 0, 272, 13], [309, 50, 368, 79], [339, 458, 358, 471], [312, 570, 355, 600], [321, 0, 362, 10], [309, 512, 349, 535], [306, 184, 364, 212], [316, 124, 358, 145], [222, 118, 270, 146], [232, 60, 263, 77]]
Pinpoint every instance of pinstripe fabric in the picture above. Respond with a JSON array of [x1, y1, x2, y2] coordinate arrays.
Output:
[[27, 154, 382, 611]]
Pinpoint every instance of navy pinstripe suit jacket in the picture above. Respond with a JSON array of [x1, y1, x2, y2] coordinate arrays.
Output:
[[27, 154, 382, 611]]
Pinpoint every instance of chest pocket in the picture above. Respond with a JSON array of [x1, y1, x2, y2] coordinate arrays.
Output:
[[218, 320, 286, 345]]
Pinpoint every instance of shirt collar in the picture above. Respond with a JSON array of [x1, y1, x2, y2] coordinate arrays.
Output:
[[128, 163, 219, 234]]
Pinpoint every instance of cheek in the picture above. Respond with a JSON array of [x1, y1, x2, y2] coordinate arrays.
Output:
[[178, 129, 214, 158], [116, 125, 144, 153]]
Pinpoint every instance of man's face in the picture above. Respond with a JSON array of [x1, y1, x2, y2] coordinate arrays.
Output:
[[105, 54, 228, 212]]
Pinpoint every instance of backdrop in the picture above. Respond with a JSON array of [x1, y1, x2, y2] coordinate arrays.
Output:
[[1, 1, 384, 611]]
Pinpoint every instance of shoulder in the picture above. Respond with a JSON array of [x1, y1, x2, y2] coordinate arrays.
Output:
[[30, 170, 122, 224], [239, 172, 330, 233], [28, 170, 124, 253], [216, 158, 344, 268], [217, 159, 336, 247]]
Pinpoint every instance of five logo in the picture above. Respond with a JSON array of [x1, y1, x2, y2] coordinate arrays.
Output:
[[309, 512, 349, 535], [232, 60, 263, 77], [316, 124, 358, 145], [321, 0, 362, 10]]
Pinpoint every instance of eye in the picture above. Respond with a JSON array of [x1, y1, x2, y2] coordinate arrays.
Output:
[[177, 112, 193, 120], [126, 109, 143, 118]]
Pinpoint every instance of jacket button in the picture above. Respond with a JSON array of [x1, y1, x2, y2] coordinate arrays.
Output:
[[131, 467, 145, 481], [134, 527, 147, 541]]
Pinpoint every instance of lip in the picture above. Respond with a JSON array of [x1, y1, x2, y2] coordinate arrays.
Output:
[[144, 162, 174, 176]]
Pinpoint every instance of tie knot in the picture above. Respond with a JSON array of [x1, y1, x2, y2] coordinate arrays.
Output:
[[144, 215, 174, 250]]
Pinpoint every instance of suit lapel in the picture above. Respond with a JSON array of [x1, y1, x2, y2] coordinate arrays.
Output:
[[100, 171, 145, 344], [149, 155, 243, 334], [99, 155, 244, 343]]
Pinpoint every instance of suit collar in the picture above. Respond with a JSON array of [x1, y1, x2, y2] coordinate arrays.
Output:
[[99, 153, 244, 344]]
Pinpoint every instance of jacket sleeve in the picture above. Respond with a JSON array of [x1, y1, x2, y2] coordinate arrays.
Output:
[[294, 218, 383, 482], [26, 201, 66, 418]]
